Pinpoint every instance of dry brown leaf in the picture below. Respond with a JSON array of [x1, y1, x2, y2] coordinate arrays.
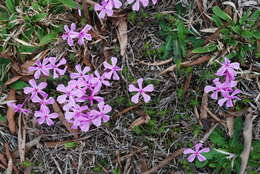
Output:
[[4, 144, 18, 174], [21, 60, 35, 75], [0, 154, 7, 167], [200, 93, 208, 119], [52, 101, 79, 138], [115, 17, 128, 56], [240, 108, 255, 174], [183, 72, 192, 95], [142, 148, 184, 174], [226, 115, 234, 137], [4, 76, 22, 86], [112, 102, 143, 119], [6, 89, 16, 134], [44, 139, 79, 148], [128, 114, 150, 130], [17, 115, 26, 162], [160, 55, 211, 75]]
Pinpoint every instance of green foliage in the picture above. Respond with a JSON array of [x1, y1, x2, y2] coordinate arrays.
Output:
[[58, 0, 79, 9], [22, 160, 33, 168], [0, 114, 6, 122], [10, 81, 28, 90], [192, 44, 217, 53], [64, 142, 78, 149]]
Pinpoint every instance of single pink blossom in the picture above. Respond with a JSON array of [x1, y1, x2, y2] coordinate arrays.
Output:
[[86, 85, 104, 106], [90, 102, 112, 127], [56, 84, 78, 104], [48, 57, 67, 78], [7, 102, 29, 115], [65, 104, 88, 121], [216, 58, 240, 81], [127, 0, 149, 11], [28, 59, 51, 79], [204, 78, 237, 100], [34, 107, 59, 126], [23, 79, 47, 98], [128, 78, 154, 103], [31, 95, 54, 110], [94, 71, 110, 88], [79, 115, 92, 132], [94, 0, 113, 19], [77, 25, 92, 45], [62, 23, 79, 46], [70, 64, 91, 79], [183, 143, 210, 162], [103, 57, 122, 80], [110, 0, 122, 8], [218, 89, 241, 107]]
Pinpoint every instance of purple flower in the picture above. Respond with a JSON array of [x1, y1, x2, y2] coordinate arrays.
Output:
[[127, 0, 149, 11], [110, 0, 122, 8], [128, 78, 154, 103], [28, 59, 51, 79], [34, 107, 59, 126], [70, 64, 91, 79], [31, 95, 54, 110], [77, 25, 92, 45], [7, 102, 29, 115], [62, 23, 79, 46], [56, 84, 78, 105], [183, 143, 210, 162], [94, 71, 110, 88], [103, 57, 122, 80], [90, 102, 112, 127], [204, 78, 237, 100], [23, 79, 47, 98], [86, 85, 104, 106], [151, 0, 158, 5], [65, 104, 88, 121], [94, 0, 113, 19], [218, 89, 241, 107], [216, 58, 240, 81], [48, 57, 67, 78]]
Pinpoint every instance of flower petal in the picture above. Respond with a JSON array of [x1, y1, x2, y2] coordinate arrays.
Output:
[[131, 93, 140, 104]]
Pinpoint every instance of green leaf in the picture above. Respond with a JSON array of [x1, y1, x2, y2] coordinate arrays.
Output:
[[59, 0, 79, 9], [32, 13, 48, 22], [5, 0, 15, 13], [253, 31, 260, 39], [241, 30, 253, 38], [192, 44, 217, 53], [39, 33, 58, 46], [0, 114, 6, 122], [162, 35, 173, 60], [212, 6, 232, 22], [195, 159, 208, 168], [10, 81, 28, 90], [209, 129, 227, 147], [64, 142, 77, 148], [22, 160, 33, 168], [212, 15, 223, 27]]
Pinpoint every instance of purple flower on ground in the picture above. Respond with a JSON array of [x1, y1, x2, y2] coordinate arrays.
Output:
[[218, 89, 241, 107], [77, 25, 92, 45], [103, 57, 122, 80], [94, 0, 113, 19], [110, 0, 123, 8], [70, 64, 91, 79], [65, 104, 88, 121], [31, 96, 55, 110], [127, 0, 149, 11], [28, 59, 51, 79], [94, 71, 110, 88], [62, 23, 79, 46], [204, 78, 237, 100], [7, 102, 29, 115], [23, 79, 47, 98], [216, 57, 240, 81], [183, 143, 210, 162], [56, 84, 78, 105], [87, 85, 104, 106], [48, 57, 67, 78], [128, 78, 154, 103], [90, 102, 112, 127], [34, 107, 59, 126]]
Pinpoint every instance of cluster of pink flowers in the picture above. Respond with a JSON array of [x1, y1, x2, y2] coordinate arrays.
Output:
[[204, 58, 240, 108], [62, 23, 92, 47], [94, 0, 158, 19], [183, 143, 210, 162]]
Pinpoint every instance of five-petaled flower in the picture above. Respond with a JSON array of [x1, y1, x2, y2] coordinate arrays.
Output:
[[103, 57, 122, 80], [77, 25, 92, 45], [90, 102, 112, 127], [216, 57, 240, 81], [218, 89, 241, 108], [183, 143, 210, 162], [62, 23, 79, 46], [128, 78, 154, 103], [31, 96, 55, 110], [24, 79, 47, 98], [34, 107, 59, 126], [94, 0, 113, 19], [28, 59, 51, 79], [48, 57, 67, 79], [7, 102, 29, 115], [127, 0, 149, 11], [70, 64, 90, 80]]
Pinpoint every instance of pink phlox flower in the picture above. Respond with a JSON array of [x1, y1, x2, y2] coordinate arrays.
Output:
[[23, 79, 47, 98], [87, 85, 104, 106], [94, 71, 110, 88], [204, 78, 237, 100], [28, 59, 51, 79], [65, 104, 88, 121], [103, 57, 122, 80], [183, 143, 210, 162], [77, 25, 92, 45], [127, 0, 149, 11], [110, 0, 123, 8], [56, 84, 79, 104], [218, 89, 241, 107], [70, 64, 91, 80], [78, 115, 92, 132], [90, 102, 112, 127], [94, 0, 114, 19], [34, 107, 59, 126], [47, 57, 67, 78], [216, 57, 240, 81], [7, 102, 29, 115], [62, 23, 79, 46], [31, 95, 54, 110], [128, 78, 154, 103]]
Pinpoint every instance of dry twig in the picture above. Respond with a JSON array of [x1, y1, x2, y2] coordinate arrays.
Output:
[[6, 89, 16, 134], [112, 102, 143, 119]]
